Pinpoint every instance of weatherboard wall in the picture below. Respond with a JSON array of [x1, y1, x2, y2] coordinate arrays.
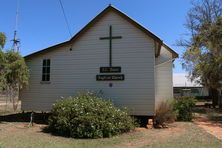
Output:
[[20, 10, 156, 115], [155, 46, 174, 107]]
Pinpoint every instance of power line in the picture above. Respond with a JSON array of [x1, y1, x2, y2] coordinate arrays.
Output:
[[58, 0, 72, 38]]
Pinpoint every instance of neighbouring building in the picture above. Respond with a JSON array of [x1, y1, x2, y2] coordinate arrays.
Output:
[[173, 73, 208, 97]]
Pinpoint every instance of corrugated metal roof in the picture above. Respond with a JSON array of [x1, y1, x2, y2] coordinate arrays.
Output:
[[173, 73, 202, 87]]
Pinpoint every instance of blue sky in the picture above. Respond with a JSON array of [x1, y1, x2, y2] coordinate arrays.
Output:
[[1, 0, 191, 73]]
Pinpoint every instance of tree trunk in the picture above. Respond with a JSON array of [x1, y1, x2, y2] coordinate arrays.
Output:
[[219, 90, 222, 108], [209, 88, 219, 108]]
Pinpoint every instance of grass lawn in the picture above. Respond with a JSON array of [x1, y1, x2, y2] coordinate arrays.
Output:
[[0, 102, 222, 148], [0, 121, 222, 148]]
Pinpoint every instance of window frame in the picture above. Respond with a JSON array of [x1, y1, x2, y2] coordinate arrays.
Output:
[[41, 59, 51, 82]]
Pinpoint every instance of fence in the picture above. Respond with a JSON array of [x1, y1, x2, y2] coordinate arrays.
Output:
[[0, 92, 20, 114]]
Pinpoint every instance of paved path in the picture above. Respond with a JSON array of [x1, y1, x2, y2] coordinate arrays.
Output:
[[194, 116, 222, 141]]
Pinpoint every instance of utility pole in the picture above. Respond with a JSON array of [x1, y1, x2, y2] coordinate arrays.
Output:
[[12, 31, 20, 52], [12, 0, 20, 52]]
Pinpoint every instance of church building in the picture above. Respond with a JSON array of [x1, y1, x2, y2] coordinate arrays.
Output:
[[20, 5, 178, 116]]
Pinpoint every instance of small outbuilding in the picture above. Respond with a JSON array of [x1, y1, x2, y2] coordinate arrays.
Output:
[[173, 73, 209, 97], [20, 5, 178, 116]]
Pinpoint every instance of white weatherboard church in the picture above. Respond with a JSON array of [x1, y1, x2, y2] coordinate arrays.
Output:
[[20, 6, 178, 116]]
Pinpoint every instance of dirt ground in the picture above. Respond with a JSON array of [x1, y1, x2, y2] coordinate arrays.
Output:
[[194, 116, 222, 140], [0, 122, 46, 135]]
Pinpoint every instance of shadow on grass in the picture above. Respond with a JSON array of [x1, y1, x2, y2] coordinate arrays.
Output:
[[0, 112, 50, 124], [193, 107, 208, 114], [41, 126, 72, 138], [210, 116, 222, 122], [207, 113, 222, 122]]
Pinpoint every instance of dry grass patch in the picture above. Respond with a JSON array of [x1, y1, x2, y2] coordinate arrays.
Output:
[[0, 121, 222, 148]]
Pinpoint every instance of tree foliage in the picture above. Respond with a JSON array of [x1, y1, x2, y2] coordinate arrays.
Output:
[[0, 31, 29, 110], [183, 17, 222, 88], [0, 32, 7, 91], [4, 51, 29, 91], [0, 50, 6, 91], [180, 0, 222, 90], [0, 32, 6, 49]]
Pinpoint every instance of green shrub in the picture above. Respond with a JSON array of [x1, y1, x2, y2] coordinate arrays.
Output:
[[154, 100, 176, 127], [48, 91, 135, 138], [173, 96, 196, 121]]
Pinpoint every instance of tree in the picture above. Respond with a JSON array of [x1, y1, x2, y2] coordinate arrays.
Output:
[[179, 0, 222, 107], [0, 32, 29, 111], [4, 50, 29, 110], [0, 32, 6, 91], [0, 50, 6, 91], [0, 32, 6, 50]]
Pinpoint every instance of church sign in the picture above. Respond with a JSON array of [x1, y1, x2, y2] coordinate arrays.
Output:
[[97, 25, 125, 81], [96, 74, 124, 81], [100, 67, 121, 73]]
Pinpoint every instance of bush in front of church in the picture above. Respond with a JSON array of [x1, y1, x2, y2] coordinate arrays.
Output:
[[48, 91, 135, 138], [154, 100, 176, 128], [173, 96, 196, 121]]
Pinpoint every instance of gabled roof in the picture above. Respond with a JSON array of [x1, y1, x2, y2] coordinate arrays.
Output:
[[25, 5, 178, 59], [163, 43, 179, 59]]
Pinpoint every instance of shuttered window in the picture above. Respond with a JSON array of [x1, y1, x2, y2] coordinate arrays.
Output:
[[42, 59, 50, 81]]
